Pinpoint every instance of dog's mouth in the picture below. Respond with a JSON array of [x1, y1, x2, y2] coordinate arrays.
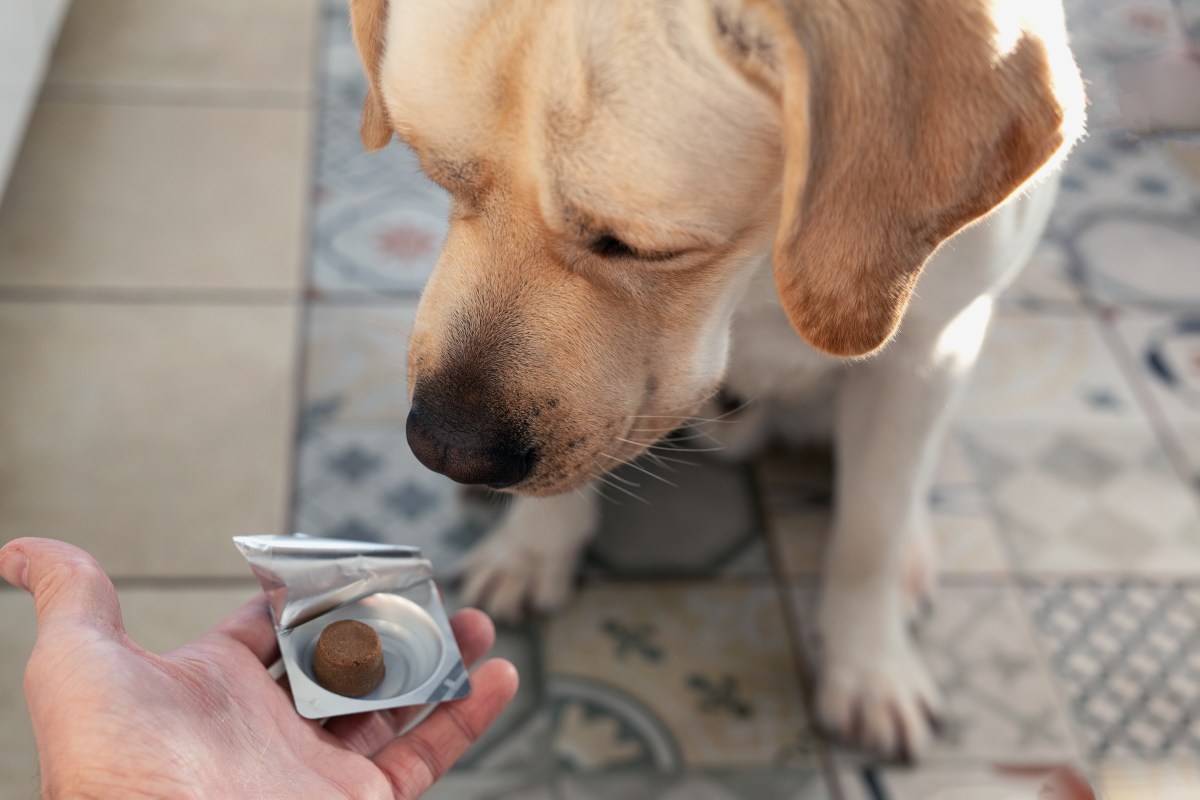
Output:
[[507, 393, 715, 497]]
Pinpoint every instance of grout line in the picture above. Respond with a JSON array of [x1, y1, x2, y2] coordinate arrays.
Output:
[[0, 286, 302, 306], [1007, 580, 1095, 771], [1093, 304, 1200, 495], [747, 458, 848, 799], [283, 0, 330, 538], [40, 84, 316, 110], [306, 289, 425, 305]]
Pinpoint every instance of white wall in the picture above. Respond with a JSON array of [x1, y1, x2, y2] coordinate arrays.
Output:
[[0, 0, 71, 197]]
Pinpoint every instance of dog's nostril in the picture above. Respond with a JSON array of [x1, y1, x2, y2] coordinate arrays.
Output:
[[406, 401, 535, 487]]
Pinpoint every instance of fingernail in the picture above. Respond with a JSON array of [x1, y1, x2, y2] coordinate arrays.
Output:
[[0, 550, 29, 592]]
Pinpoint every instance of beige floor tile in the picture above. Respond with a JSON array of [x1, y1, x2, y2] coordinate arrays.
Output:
[[0, 583, 260, 797], [0, 302, 298, 577], [46, 0, 320, 96], [0, 101, 309, 291]]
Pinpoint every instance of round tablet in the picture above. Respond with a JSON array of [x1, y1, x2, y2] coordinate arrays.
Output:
[[312, 619, 386, 697]]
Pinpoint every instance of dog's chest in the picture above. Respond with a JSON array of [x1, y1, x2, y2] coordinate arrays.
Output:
[[724, 266, 843, 404]]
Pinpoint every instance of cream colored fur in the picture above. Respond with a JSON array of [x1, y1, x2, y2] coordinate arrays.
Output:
[[348, 0, 1085, 761]]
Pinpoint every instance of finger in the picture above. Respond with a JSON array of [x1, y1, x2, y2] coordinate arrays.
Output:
[[208, 594, 279, 665], [0, 537, 125, 639], [447, 609, 498, 667], [373, 659, 518, 800], [325, 609, 497, 754]]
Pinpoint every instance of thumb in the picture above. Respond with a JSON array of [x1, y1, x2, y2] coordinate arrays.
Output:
[[0, 538, 126, 639]]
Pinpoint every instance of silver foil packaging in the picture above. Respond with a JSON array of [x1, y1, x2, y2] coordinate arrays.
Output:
[[233, 534, 471, 719]]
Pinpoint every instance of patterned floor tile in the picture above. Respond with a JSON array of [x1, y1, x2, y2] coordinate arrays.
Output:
[[790, 584, 1079, 766], [542, 583, 813, 771], [310, 1, 448, 295], [584, 456, 770, 578], [428, 769, 832, 800], [1109, 309, 1200, 481], [293, 424, 505, 575], [446, 624, 550, 772], [757, 438, 1011, 576], [997, 236, 1088, 312], [304, 303, 416, 426], [1071, 210, 1200, 309], [959, 309, 1151, 432], [1062, 0, 1183, 125], [963, 430, 1200, 573], [1027, 581, 1200, 761]]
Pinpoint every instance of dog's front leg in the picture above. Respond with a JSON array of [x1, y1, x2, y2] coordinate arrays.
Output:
[[813, 301, 991, 760], [459, 490, 599, 623]]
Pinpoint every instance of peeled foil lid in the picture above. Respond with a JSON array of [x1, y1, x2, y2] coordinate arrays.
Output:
[[233, 534, 429, 631]]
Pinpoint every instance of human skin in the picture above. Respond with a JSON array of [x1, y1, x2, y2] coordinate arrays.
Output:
[[0, 537, 518, 799]]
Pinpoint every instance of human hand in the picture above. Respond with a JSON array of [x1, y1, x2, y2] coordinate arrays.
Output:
[[0, 537, 518, 799]]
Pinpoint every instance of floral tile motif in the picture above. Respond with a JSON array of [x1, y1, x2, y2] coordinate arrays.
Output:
[[428, 769, 833, 800], [791, 585, 1079, 765], [542, 583, 813, 771], [292, 424, 506, 574], [959, 309, 1151, 432], [310, 1, 448, 294], [757, 438, 1012, 576], [1027, 581, 1200, 761], [962, 430, 1200, 573], [837, 764, 1095, 800]]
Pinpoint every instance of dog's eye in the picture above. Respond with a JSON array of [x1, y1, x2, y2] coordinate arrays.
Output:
[[587, 233, 682, 262], [588, 234, 638, 259]]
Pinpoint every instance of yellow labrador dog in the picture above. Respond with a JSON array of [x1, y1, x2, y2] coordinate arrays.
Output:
[[348, 0, 1085, 760]]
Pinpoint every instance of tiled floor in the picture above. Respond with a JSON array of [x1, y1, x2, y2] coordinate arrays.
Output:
[[2, 0, 1199, 798]]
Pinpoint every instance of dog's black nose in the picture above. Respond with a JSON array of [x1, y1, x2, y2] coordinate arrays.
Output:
[[405, 397, 535, 488]]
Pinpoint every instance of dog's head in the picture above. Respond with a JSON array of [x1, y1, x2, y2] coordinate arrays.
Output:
[[349, 0, 1083, 494]]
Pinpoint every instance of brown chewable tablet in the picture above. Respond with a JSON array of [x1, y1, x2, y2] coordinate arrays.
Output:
[[312, 619, 386, 697]]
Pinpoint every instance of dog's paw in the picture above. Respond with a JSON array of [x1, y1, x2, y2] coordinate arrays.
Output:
[[456, 491, 597, 623], [458, 533, 580, 624], [815, 587, 943, 762]]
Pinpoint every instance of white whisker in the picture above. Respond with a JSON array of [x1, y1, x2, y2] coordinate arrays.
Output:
[[592, 472, 650, 504], [600, 453, 678, 488]]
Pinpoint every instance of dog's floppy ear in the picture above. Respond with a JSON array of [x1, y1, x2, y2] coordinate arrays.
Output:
[[721, 1, 1082, 357], [349, 0, 393, 151]]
